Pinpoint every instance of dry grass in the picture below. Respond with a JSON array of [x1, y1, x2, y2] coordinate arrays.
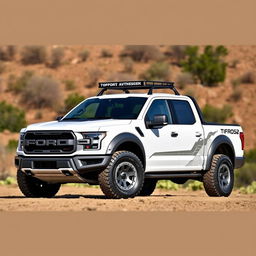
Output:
[[120, 45, 163, 62], [21, 75, 62, 109]]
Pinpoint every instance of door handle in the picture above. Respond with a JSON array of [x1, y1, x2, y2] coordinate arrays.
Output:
[[171, 132, 178, 137], [195, 132, 202, 137]]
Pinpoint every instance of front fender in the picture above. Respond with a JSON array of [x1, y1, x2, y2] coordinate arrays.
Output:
[[107, 132, 145, 159]]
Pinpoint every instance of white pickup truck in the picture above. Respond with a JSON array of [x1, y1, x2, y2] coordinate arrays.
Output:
[[15, 81, 245, 199]]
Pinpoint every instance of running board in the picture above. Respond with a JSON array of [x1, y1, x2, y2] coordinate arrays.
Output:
[[145, 172, 202, 179]]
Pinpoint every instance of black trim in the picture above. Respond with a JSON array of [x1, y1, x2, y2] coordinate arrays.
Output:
[[205, 135, 235, 170], [107, 133, 145, 166], [235, 157, 245, 169], [145, 172, 202, 179], [135, 127, 144, 137]]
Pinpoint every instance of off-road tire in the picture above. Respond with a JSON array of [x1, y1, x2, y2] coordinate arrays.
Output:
[[17, 169, 61, 198], [138, 179, 157, 196], [98, 151, 144, 199], [203, 154, 234, 197]]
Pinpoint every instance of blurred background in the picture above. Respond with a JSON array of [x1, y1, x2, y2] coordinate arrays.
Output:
[[0, 45, 255, 191]]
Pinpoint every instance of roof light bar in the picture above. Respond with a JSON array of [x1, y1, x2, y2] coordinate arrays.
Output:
[[97, 81, 179, 96]]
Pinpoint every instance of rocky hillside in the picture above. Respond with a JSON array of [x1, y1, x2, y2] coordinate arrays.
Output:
[[0, 45, 255, 149]]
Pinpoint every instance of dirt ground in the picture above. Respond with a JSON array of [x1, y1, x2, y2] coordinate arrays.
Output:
[[0, 185, 255, 212]]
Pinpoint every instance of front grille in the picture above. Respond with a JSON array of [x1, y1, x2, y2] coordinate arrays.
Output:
[[24, 131, 76, 154]]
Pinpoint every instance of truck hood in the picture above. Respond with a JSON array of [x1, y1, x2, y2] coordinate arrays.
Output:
[[25, 119, 132, 132]]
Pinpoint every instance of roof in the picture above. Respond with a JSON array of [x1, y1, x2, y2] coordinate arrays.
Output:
[[91, 93, 188, 100]]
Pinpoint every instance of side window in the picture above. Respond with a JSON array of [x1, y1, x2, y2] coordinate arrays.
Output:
[[145, 99, 172, 123], [168, 100, 196, 125]]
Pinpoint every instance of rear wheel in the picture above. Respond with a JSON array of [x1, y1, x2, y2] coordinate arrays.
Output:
[[203, 154, 234, 197], [17, 170, 61, 198], [138, 179, 157, 196], [98, 151, 144, 199]]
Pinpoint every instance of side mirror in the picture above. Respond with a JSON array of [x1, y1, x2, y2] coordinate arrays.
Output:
[[56, 116, 63, 121], [147, 114, 168, 129]]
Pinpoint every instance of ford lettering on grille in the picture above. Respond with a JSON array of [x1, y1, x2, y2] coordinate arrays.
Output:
[[24, 131, 76, 154]]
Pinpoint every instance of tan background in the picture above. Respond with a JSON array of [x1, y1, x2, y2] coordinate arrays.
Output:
[[0, 0, 256, 44], [0, 0, 255, 255]]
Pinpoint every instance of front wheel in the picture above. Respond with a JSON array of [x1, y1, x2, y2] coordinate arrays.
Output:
[[203, 154, 234, 197], [98, 151, 144, 199], [17, 170, 61, 198]]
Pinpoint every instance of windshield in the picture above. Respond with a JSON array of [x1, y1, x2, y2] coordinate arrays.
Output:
[[62, 97, 147, 121]]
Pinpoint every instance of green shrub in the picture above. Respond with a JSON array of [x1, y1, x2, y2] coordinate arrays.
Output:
[[245, 148, 256, 163], [47, 47, 65, 68], [0, 176, 17, 185], [120, 45, 163, 62], [7, 70, 34, 94], [239, 71, 256, 84], [101, 49, 113, 58], [176, 72, 194, 89], [79, 49, 90, 61], [64, 93, 85, 113], [140, 62, 170, 81], [0, 45, 16, 61], [122, 57, 134, 73], [239, 181, 256, 194], [157, 180, 180, 190], [235, 163, 256, 187], [86, 68, 102, 88], [64, 79, 76, 90], [181, 45, 228, 86], [202, 104, 233, 123], [0, 62, 6, 74], [0, 101, 26, 132], [21, 75, 62, 109], [20, 46, 46, 65], [186, 181, 204, 191], [6, 139, 18, 152]]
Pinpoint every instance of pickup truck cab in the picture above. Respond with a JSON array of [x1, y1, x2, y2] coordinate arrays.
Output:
[[15, 81, 245, 199]]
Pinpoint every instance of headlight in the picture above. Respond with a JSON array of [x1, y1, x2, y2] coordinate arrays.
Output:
[[79, 132, 106, 150], [18, 132, 25, 151]]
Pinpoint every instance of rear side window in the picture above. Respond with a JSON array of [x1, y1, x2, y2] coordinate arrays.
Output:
[[168, 100, 195, 125]]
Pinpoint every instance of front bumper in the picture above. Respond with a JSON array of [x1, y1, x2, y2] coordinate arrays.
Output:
[[15, 155, 111, 183]]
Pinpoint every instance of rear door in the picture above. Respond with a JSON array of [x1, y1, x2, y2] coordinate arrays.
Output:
[[165, 99, 204, 170]]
